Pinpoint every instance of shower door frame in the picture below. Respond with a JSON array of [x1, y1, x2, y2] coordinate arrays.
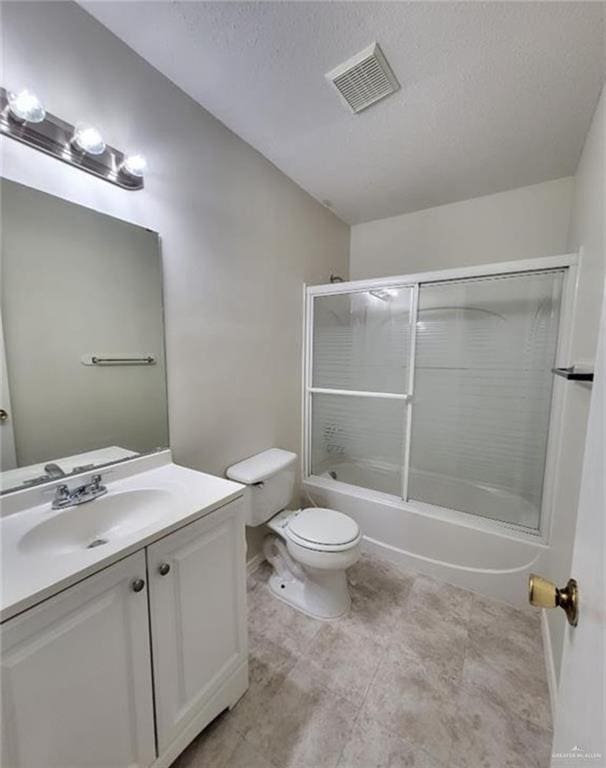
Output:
[[305, 281, 418, 502], [303, 253, 579, 541]]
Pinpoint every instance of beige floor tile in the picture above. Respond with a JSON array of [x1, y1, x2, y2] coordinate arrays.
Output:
[[171, 711, 241, 768], [337, 712, 444, 768], [303, 620, 385, 704], [388, 604, 467, 685], [460, 655, 552, 734], [387, 575, 471, 696], [470, 594, 541, 635], [466, 595, 545, 682], [359, 649, 458, 763], [405, 574, 474, 627], [243, 660, 359, 768], [347, 554, 416, 603], [226, 739, 275, 768], [337, 557, 415, 646], [173, 556, 552, 768], [388, 628, 466, 696], [335, 587, 405, 646], [228, 634, 298, 737], [247, 580, 322, 657], [449, 673, 552, 768]]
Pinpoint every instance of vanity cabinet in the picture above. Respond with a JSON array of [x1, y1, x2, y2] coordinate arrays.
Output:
[[148, 502, 247, 756], [1, 498, 248, 768], [1, 550, 156, 768]]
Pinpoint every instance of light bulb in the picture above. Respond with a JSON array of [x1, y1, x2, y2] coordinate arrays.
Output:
[[8, 88, 46, 123], [121, 153, 147, 177], [72, 124, 106, 155]]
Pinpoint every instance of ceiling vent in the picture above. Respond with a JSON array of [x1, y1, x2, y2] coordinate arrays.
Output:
[[326, 43, 400, 114]]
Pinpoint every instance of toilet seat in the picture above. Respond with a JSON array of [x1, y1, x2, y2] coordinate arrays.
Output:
[[285, 507, 361, 552]]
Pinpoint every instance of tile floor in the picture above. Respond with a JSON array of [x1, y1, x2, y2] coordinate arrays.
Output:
[[172, 554, 552, 768]]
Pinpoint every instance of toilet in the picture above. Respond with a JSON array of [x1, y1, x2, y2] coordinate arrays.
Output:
[[226, 448, 361, 619]]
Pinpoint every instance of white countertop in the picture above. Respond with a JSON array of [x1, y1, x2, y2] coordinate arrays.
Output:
[[0, 452, 244, 623]]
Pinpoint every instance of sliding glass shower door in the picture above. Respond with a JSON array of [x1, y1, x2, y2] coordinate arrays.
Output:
[[408, 270, 564, 529], [309, 287, 415, 495], [307, 265, 568, 533]]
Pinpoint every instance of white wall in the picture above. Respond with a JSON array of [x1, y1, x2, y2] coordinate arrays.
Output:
[[546, 87, 605, 681], [1, 2, 349, 558], [350, 177, 574, 279]]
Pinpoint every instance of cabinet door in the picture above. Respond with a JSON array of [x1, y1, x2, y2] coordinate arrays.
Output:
[[1, 551, 156, 768], [147, 500, 247, 752]]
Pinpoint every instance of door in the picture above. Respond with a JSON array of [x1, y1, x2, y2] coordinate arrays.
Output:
[[147, 500, 248, 753], [551, 287, 605, 765], [1, 551, 156, 768]]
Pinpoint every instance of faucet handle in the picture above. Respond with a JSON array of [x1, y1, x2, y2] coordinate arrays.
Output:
[[51, 484, 71, 508], [88, 474, 107, 495], [84, 474, 103, 491]]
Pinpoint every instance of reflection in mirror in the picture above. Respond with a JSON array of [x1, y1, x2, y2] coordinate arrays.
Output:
[[0, 179, 169, 493]]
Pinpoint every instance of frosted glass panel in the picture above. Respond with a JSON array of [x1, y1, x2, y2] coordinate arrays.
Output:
[[409, 270, 564, 530], [313, 288, 413, 393], [311, 394, 405, 495]]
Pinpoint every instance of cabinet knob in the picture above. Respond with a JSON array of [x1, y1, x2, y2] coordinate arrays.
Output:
[[158, 563, 171, 576], [131, 578, 146, 592]]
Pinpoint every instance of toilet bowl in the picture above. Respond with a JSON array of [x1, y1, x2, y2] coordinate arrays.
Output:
[[226, 449, 361, 619], [264, 507, 361, 618]]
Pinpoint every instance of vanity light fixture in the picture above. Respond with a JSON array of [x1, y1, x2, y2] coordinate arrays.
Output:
[[7, 88, 46, 123], [0, 86, 145, 190], [72, 123, 106, 156], [121, 153, 147, 178]]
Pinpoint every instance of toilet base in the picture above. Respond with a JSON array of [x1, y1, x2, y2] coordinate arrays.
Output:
[[267, 569, 351, 620], [263, 534, 352, 620]]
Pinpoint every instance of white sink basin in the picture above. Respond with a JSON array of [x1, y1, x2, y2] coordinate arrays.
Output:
[[19, 489, 173, 555]]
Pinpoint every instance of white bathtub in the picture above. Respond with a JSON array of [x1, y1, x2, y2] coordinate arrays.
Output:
[[303, 461, 548, 608]]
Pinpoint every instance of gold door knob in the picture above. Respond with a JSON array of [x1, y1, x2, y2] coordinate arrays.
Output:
[[0, 409, 8, 423], [529, 574, 578, 627]]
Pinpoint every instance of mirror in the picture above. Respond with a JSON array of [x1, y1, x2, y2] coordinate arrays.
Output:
[[0, 179, 169, 493]]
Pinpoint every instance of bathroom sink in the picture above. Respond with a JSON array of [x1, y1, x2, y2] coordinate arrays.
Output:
[[19, 489, 173, 555], [1, 456, 244, 624]]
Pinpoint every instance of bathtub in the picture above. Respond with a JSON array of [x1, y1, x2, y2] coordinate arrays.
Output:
[[303, 460, 548, 608]]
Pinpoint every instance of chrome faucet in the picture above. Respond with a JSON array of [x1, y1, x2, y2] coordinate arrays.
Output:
[[52, 474, 108, 510]]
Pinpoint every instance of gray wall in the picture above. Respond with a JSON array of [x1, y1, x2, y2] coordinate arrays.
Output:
[[1, 2, 349, 557], [1, 179, 168, 467]]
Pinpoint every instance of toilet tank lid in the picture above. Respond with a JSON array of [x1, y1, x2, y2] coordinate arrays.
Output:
[[226, 448, 297, 485]]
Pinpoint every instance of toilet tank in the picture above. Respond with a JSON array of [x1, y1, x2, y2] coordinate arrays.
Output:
[[226, 448, 297, 526]]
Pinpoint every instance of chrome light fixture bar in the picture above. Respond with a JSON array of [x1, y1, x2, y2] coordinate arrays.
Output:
[[0, 87, 144, 191]]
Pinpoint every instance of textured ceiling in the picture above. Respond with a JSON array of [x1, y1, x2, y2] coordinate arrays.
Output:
[[82, 1, 605, 224]]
